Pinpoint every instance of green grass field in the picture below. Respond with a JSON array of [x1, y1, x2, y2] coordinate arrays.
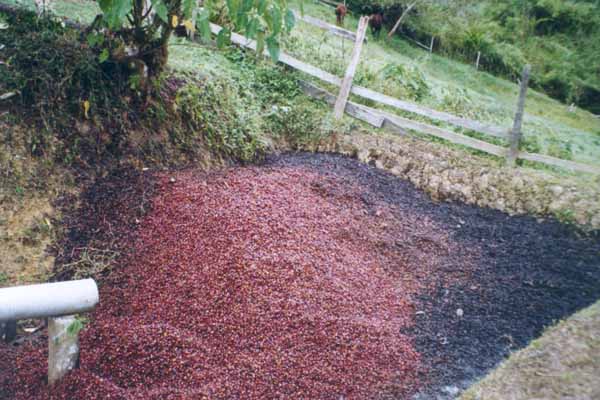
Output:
[[284, 0, 600, 166], [2, 0, 600, 167]]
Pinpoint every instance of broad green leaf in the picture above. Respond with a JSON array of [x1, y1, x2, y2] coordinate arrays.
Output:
[[257, 0, 267, 15], [152, 0, 169, 23], [216, 27, 231, 48], [197, 9, 211, 41], [226, 0, 238, 16], [246, 17, 258, 38], [238, 14, 248, 30], [107, 0, 132, 28], [98, 0, 112, 13], [183, 0, 195, 19], [284, 9, 295, 32], [99, 48, 110, 63], [67, 319, 85, 336], [269, 5, 281, 36], [266, 35, 280, 61], [256, 30, 265, 57], [86, 33, 103, 47], [226, 0, 242, 26], [242, 0, 253, 13]]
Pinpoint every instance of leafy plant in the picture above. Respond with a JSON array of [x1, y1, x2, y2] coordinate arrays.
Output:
[[176, 78, 266, 161], [546, 137, 573, 160], [67, 316, 88, 336], [0, 271, 8, 285], [88, 0, 297, 87], [521, 135, 542, 154], [379, 63, 429, 101]]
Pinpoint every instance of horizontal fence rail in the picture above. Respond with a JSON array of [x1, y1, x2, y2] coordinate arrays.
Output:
[[209, 22, 600, 174], [292, 10, 362, 42], [210, 24, 509, 139], [0, 1, 595, 175], [299, 81, 508, 156]]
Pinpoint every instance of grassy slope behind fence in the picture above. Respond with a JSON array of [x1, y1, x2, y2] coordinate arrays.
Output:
[[208, 22, 600, 175], [0, 0, 597, 174]]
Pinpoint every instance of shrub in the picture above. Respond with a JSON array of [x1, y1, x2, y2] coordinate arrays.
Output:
[[0, 10, 135, 159], [378, 63, 429, 101], [340, 0, 600, 113], [176, 79, 266, 162], [532, 0, 596, 35]]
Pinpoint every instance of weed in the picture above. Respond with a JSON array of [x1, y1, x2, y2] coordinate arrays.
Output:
[[55, 246, 120, 280], [67, 316, 88, 336], [554, 208, 576, 225], [266, 101, 322, 145], [546, 138, 573, 160], [440, 87, 473, 117], [0, 9, 138, 162], [521, 136, 542, 154], [176, 79, 266, 162], [379, 63, 430, 101]]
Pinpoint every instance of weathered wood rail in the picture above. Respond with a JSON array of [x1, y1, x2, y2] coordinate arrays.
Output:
[[292, 10, 362, 42], [300, 81, 508, 156], [316, 0, 339, 8], [210, 22, 600, 174], [0, 0, 596, 175], [334, 16, 369, 119], [210, 24, 510, 139]]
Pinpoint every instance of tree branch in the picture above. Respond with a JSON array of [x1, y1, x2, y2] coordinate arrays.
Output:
[[387, 0, 419, 38]]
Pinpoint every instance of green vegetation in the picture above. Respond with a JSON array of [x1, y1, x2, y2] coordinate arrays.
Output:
[[0, 10, 136, 161], [281, 0, 600, 167], [1, 3, 599, 399], [170, 45, 351, 151], [1, 0, 598, 175], [0, 271, 8, 285], [2, 0, 600, 166], [0, 6, 352, 168], [79, 0, 293, 83], [343, 0, 600, 115]]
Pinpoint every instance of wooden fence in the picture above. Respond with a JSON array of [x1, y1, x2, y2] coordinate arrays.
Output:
[[210, 22, 600, 174], [1, 0, 595, 175], [292, 10, 361, 42]]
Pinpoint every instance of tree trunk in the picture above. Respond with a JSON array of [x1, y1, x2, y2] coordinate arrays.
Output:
[[387, 0, 419, 38]]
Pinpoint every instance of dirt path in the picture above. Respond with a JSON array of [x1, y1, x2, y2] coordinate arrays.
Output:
[[2, 153, 600, 399]]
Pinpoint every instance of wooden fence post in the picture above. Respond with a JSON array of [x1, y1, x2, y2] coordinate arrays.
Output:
[[429, 36, 434, 53], [475, 51, 481, 70], [506, 64, 531, 166], [334, 16, 369, 119]]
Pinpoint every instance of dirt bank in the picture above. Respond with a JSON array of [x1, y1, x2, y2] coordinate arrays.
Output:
[[309, 132, 600, 231]]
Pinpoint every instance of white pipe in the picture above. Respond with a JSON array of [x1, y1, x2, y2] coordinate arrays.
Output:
[[0, 279, 99, 321]]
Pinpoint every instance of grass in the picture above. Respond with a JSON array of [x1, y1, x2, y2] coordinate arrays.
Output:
[[461, 300, 600, 400], [4, 0, 599, 166], [284, 0, 600, 166]]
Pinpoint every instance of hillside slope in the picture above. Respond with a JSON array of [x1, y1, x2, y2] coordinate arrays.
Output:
[[345, 0, 600, 114], [3, 0, 599, 165], [285, 0, 600, 166]]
